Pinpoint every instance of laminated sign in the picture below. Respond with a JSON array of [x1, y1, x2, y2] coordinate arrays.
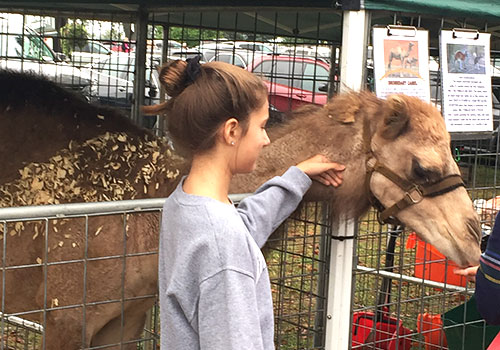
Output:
[[372, 25, 431, 102], [440, 29, 493, 132]]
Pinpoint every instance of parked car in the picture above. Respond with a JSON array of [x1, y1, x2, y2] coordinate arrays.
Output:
[[70, 40, 112, 67], [0, 13, 93, 99], [196, 40, 274, 54], [207, 49, 261, 69], [224, 41, 274, 54], [280, 45, 331, 63], [168, 49, 209, 62], [88, 53, 160, 109], [151, 39, 182, 55], [247, 54, 331, 112]]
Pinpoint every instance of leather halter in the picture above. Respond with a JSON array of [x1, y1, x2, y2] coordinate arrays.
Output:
[[365, 158, 465, 225]]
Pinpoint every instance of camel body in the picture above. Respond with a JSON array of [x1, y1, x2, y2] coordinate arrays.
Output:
[[0, 70, 481, 349]]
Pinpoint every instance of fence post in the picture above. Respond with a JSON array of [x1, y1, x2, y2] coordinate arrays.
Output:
[[325, 9, 370, 349], [324, 217, 357, 349], [339, 9, 370, 93]]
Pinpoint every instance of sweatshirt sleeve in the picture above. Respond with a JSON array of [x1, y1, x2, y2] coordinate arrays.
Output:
[[236, 166, 312, 248], [475, 212, 500, 325], [197, 269, 264, 350]]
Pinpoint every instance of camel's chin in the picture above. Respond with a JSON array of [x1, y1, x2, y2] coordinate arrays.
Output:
[[417, 233, 481, 268]]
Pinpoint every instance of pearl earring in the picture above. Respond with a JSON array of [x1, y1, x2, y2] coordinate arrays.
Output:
[[230, 141, 235, 145]]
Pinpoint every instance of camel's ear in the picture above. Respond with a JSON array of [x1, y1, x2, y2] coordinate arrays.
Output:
[[381, 95, 410, 139]]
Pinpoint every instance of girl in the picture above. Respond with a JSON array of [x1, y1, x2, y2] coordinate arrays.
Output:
[[158, 57, 345, 349]]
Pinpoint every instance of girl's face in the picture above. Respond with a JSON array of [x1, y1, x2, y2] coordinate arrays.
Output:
[[233, 99, 270, 174]]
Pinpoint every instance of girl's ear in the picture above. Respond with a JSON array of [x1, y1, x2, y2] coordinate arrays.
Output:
[[221, 117, 242, 145]]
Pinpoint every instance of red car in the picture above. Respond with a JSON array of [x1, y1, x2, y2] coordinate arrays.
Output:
[[247, 55, 331, 112]]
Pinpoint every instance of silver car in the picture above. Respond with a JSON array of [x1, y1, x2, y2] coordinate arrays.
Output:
[[0, 13, 93, 98]]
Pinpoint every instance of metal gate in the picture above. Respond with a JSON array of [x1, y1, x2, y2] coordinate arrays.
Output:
[[0, 198, 332, 350]]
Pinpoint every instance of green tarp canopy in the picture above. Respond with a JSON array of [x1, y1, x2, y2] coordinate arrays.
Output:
[[364, 0, 500, 22], [1, 0, 500, 44]]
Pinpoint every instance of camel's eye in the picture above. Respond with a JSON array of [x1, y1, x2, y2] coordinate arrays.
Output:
[[412, 159, 440, 183]]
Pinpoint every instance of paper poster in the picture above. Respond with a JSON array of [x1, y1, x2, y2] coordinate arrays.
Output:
[[373, 26, 430, 102], [440, 30, 493, 132]]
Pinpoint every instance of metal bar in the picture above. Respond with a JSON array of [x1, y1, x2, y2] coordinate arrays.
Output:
[[1, 221, 5, 350], [42, 219, 48, 350], [82, 216, 89, 348], [132, 7, 148, 126], [0, 194, 251, 221], [0, 313, 43, 332], [119, 214, 127, 348], [313, 203, 329, 347], [355, 265, 474, 294]]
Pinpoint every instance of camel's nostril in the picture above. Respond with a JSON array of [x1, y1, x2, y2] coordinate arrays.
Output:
[[467, 217, 482, 243]]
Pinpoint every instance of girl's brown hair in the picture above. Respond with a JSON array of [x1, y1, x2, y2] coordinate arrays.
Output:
[[145, 59, 268, 155]]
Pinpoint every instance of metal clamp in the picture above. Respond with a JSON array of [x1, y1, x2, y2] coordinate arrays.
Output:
[[405, 186, 423, 204], [452, 28, 480, 40], [386, 25, 417, 37], [366, 158, 377, 171], [331, 235, 356, 241]]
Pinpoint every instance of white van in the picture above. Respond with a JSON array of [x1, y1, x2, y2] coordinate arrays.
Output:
[[0, 13, 93, 98]]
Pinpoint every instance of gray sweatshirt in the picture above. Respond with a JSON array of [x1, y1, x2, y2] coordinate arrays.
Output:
[[159, 166, 312, 349]]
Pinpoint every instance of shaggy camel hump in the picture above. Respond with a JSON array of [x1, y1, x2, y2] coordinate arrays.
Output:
[[0, 69, 187, 349], [0, 69, 144, 185]]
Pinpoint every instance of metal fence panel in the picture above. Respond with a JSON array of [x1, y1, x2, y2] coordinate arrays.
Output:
[[0, 198, 332, 349]]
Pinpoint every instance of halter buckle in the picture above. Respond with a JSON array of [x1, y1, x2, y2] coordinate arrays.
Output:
[[405, 186, 423, 204]]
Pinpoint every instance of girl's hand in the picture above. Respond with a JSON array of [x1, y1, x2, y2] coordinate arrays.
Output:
[[296, 154, 346, 187], [454, 265, 479, 282]]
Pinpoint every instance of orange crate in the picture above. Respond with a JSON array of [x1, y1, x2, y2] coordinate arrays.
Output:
[[406, 233, 466, 287]]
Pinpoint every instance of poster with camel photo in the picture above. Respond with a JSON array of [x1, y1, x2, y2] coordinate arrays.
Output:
[[372, 26, 430, 102], [440, 30, 493, 132]]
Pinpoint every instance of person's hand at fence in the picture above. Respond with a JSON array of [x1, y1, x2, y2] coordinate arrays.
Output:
[[453, 265, 479, 282], [296, 154, 345, 187]]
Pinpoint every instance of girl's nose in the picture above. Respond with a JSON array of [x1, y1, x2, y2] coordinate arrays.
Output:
[[264, 132, 271, 146]]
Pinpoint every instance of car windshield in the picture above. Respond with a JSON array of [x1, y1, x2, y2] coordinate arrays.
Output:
[[91, 54, 157, 85], [253, 58, 329, 93], [79, 41, 110, 54], [3, 29, 54, 61], [93, 54, 136, 80]]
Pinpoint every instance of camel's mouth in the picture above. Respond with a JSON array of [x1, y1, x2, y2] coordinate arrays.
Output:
[[446, 235, 481, 268]]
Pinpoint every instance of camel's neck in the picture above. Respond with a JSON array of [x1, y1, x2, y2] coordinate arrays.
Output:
[[231, 96, 383, 220]]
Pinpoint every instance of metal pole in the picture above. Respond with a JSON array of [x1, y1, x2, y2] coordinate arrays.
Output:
[[339, 10, 370, 93], [313, 203, 330, 347], [325, 8, 370, 350], [324, 217, 357, 350], [132, 8, 148, 126], [328, 45, 337, 98]]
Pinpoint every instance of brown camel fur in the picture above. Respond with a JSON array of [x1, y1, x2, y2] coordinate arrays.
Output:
[[0, 71, 480, 349]]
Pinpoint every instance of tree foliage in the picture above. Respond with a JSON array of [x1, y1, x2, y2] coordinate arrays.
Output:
[[102, 23, 124, 41], [59, 20, 89, 57]]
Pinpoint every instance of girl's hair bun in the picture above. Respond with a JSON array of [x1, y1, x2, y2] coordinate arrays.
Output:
[[158, 60, 188, 98]]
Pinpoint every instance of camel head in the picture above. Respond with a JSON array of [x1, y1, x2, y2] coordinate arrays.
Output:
[[368, 94, 481, 267]]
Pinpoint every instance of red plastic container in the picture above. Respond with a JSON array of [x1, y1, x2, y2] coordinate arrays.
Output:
[[406, 233, 466, 287], [352, 311, 412, 349], [417, 313, 448, 350]]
